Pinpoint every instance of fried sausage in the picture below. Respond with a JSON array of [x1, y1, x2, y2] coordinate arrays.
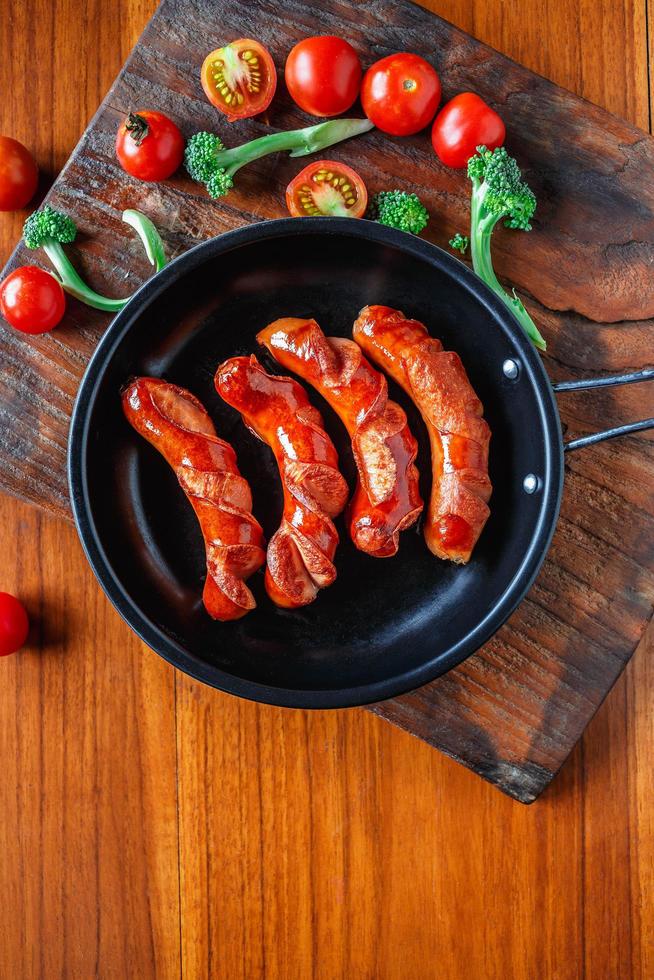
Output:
[[257, 318, 422, 558], [216, 355, 349, 607], [352, 305, 491, 563], [121, 377, 265, 620]]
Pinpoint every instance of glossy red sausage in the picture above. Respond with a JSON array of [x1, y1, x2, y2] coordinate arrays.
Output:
[[353, 305, 491, 563], [257, 318, 422, 558], [216, 355, 348, 608], [121, 377, 265, 620]]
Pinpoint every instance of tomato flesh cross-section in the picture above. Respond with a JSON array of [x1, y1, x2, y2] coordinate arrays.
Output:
[[201, 40, 277, 121], [286, 160, 368, 218]]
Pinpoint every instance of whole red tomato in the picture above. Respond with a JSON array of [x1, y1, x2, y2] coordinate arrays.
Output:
[[285, 36, 362, 117], [0, 592, 29, 657], [0, 136, 38, 211], [0, 265, 66, 334], [361, 53, 441, 136], [116, 110, 184, 182], [431, 93, 505, 168]]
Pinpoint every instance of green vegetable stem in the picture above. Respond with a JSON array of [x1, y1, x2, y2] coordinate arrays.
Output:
[[185, 118, 374, 198], [23, 205, 167, 312], [463, 145, 545, 350]]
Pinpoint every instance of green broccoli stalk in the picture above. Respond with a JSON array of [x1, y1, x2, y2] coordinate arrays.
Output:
[[449, 232, 469, 255], [366, 190, 429, 235], [23, 205, 167, 312], [466, 146, 545, 350], [185, 118, 374, 198]]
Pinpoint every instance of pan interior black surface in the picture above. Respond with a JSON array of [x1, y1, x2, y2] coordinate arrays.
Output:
[[69, 219, 563, 707]]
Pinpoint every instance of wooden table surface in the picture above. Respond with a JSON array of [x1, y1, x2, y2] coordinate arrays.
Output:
[[1, 0, 653, 976]]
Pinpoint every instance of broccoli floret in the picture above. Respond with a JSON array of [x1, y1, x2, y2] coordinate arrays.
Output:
[[184, 132, 226, 185], [466, 146, 545, 350], [23, 205, 77, 248], [367, 190, 429, 235], [449, 232, 469, 255], [206, 169, 235, 199], [184, 118, 374, 200], [468, 146, 536, 230], [23, 206, 167, 313]]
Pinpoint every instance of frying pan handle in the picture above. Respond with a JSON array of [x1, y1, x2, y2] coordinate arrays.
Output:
[[551, 367, 654, 453]]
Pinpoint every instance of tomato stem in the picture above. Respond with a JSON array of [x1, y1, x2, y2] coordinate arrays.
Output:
[[125, 112, 149, 146]]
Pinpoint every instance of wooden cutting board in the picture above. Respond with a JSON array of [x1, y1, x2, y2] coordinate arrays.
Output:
[[0, 0, 652, 803]]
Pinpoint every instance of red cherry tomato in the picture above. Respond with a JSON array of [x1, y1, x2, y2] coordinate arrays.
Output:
[[361, 53, 441, 136], [201, 40, 277, 121], [286, 160, 367, 217], [431, 93, 505, 168], [0, 592, 29, 657], [0, 136, 38, 211], [115, 110, 184, 182], [285, 36, 362, 117], [0, 266, 66, 334]]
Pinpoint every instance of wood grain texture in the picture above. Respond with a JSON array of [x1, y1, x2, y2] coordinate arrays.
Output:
[[0, 489, 181, 979], [1, 0, 650, 802], [1, 0, 654, 975]]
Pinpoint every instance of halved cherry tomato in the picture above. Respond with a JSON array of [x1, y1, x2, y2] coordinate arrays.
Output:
[[0, 592, 29, 657], [201, 40, 277, 121], [0, 136, 38, 211], [285, 36, 362, 117], [361, 53, 441, 136], [116, 110, 184, 182], [0, 265, 65, 334], [431, 93, 505, 168], [286, 160, 367, 218]]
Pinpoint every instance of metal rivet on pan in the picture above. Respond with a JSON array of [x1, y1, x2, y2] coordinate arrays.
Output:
[[523, 474, 541, 494], [503, 358, 520, 380]]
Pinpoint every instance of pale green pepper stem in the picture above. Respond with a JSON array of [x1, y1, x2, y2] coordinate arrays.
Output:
[[43, 241, 126, 311], [216, 118, 375, 176], [122, 209, 167, 272], [42, 211, 167, 313]]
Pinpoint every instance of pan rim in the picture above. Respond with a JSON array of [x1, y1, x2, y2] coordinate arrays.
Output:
[[67, 216, 564, 708]]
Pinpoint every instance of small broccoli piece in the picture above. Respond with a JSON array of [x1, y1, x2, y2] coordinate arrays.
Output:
[[367, 190, 429, 235], [184, 118, 374, 199], [184, 132, 226, 184], [206, 169, 235, 200], [468, 146, 536, 231], [23, 205, 77, 248], [184, 132, 234, 199], [23, 205, 167, 313], [449, 232, 469, 255], [466, 145, 545, 350]]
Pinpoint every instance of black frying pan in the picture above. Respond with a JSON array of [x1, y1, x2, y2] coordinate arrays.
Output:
[[67, 218, 654, 708]]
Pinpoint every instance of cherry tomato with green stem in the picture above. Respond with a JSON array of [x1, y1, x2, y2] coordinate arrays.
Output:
[[116, 110, 184, 182], [0, 265, 66, 334], [431, 93, 505, 168]]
